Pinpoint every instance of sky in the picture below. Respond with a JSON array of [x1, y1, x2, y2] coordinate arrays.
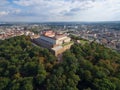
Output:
[[0, 0, 120, 22]]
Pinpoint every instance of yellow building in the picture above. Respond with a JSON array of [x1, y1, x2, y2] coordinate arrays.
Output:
[[34, 30, 73, 56]]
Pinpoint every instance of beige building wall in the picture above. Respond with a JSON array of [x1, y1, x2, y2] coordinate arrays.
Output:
[[52, 42, 73, 56], [64, 38, 71, 43], [33, 34, 73, 56], [56, 37, 71, 45]]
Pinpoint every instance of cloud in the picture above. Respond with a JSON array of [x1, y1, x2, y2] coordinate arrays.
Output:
[[0, 0, 120, 22], [13, 0, 35, 6], [0, 0, 21, 17], [0, 11, 9, 17]]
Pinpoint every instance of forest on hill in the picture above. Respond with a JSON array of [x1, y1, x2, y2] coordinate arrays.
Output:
[[0, 36, 120, 90]]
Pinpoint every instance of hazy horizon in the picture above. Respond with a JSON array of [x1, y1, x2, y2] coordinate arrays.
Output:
[[1, 21, 120, 23]]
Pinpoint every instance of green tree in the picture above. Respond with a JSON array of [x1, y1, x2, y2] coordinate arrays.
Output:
[[93, 78, 116, 90], [0, 77, 10, 90]]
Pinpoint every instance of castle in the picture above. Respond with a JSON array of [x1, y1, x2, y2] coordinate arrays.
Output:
[[33, 30, 73, 56]]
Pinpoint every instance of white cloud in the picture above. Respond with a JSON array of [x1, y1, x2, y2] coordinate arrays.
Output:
[[0, 0, 120, 22], [79, 0, 120, 21], [0, 11, 9, 17], [0, 0, 21, 17], [13, 0, 35, 6]]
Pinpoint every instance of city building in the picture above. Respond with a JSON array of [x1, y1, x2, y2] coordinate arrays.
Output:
[[33, 30, 73, 56]]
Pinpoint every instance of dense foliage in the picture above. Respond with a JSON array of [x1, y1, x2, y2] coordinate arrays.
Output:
[[0, 36, 57, 90], [71, 42, 120, 90], [0, 36, 120, 90]]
